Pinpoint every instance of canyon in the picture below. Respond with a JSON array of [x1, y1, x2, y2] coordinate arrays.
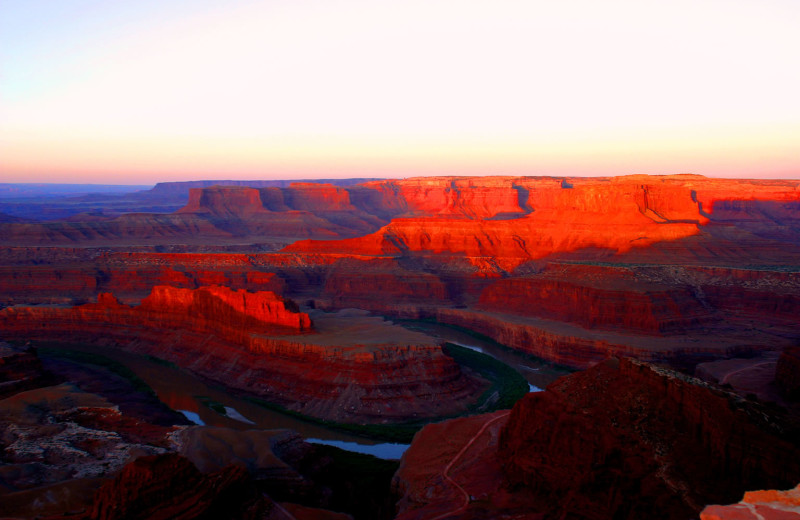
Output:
[[1, 174, 799, 519]]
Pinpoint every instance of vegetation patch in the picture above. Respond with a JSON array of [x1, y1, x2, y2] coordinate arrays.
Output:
[[195, 395, 227, 415], [36, 345, 156, 396], [145, 354, 179, 369], [443, 342, 530, 411]]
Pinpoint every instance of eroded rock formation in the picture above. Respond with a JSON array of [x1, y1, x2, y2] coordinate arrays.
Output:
[[84, 453, 267, 520]]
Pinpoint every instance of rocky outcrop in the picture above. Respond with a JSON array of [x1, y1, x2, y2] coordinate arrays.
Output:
[[700, 484, 800, 520], [776, 346, 800, 401], [0, 343, 53, 399], [136, 285, 312, 333], [0, 380, 177, 518], [85, 453, 266, 520], [392, 411, 526, 520], [174, 184, 386, 239], [498, 358, 800, 519]]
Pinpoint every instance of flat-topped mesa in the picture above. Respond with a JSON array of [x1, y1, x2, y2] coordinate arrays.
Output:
[[282, 182, 357, 211], [177, 183, 359, 216], [359, 177, 528, 219], [136, 285, 313, 334], [283, 179, 708, 263], [175, 185, 270, 218]]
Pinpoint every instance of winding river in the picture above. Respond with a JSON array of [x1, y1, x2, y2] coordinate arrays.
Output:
[[50, 322, 568, 460]]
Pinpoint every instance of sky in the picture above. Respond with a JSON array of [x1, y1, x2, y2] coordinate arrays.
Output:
[[1, 0, 798, 183]]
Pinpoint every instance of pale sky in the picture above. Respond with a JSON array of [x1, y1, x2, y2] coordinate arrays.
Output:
[[1, 0, 798, 183]]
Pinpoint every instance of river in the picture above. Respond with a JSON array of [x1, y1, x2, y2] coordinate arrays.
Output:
[[46, 323, 568, 460], [396, 320, 572, 390]]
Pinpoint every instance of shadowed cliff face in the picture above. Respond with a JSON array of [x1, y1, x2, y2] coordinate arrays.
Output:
[[498, 358, 800, 520], [393, 358, 800, 520]]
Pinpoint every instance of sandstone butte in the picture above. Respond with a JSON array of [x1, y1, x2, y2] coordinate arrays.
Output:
[[0, 285, 483, 424], [393, 357, 800, 520]]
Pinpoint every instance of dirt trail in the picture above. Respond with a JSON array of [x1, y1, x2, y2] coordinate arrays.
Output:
[[430, 411, 510, 520]]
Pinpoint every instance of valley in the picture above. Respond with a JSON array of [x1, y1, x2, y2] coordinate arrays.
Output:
[[1, 174, 799, 519]]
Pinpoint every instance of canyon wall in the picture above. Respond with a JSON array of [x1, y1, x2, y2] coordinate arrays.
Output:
[[0, 287, 482, 423]]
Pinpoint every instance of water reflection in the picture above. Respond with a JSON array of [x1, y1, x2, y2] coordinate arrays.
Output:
[[307, 439, 409, 460], [43, 322, 563, 460], [52, 344, 379, 445], [179, 410, 205, 425], [398, 321, 572, 390]]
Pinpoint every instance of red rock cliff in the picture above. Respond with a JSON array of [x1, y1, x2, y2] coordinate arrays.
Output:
[[136, 285, 312, 334]]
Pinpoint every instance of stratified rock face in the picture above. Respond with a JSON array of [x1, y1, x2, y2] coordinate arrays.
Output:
[[86, 453, 265, 520], [177, 185, 271, 218], [478, 273, 712, 334], [701, 485, 800, 520], [776, 346, 800, 401], [498, 358, 800, 520], [137, 285, 313, 334], [175, 183, 386, 239], [0, 289, 481, 423], [285, 176, 718, 263], [0, 252, 288, 306]]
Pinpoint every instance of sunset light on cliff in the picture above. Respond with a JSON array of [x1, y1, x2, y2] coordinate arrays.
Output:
[[2, 0, 799, 183]]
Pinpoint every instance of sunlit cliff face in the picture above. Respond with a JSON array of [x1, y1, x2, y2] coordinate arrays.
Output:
[[2, 0, 799, 183]]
